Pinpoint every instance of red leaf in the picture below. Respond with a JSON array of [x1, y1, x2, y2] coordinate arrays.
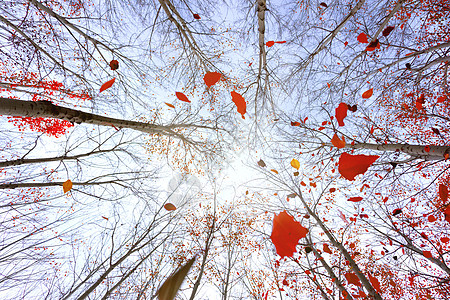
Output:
[[344, 272, 361, 287], [357, 32, 368, 43], [365, 39, 380, 51], [175, 92, 190, 103], [193, 13, 201, 19], [439, 184, 448, 203], [164, 203, 177, 211], [424, 145, 430, 152], [323, 243, 332, 254], [441, 237, 450, 243], [335, 102, 348, 126], [203, 72, 221, 87], [109, 60, 119, 70], [348, 197, 363, 202], [100, 78, 116, 92], [392, 208, 402, 216], [423, 250, 432, 258], [291, 121, 301, 126], [338, 152, 379, 181], [368, 273, 382, 293], [428, 215, 436, 222], [362, 88, 373, 98], [266, 41, 275, 47], [437, 95, 447, 103], [102, 216, 109, 220], [165, 102, 175, 108], [270, 210, 308, 258], [331, 133, 346, 148], [275, 41, 286, 44], [382, 26, 395, 37], [231, 91, 246, 119]]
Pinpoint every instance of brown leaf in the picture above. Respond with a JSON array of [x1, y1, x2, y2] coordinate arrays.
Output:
[[100, 78, 116, 92], [158, 257, 196, 300], [257, 159, 266, 167]]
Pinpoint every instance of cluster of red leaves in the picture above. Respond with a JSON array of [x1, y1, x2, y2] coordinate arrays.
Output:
[[8, 116, 74, 137]]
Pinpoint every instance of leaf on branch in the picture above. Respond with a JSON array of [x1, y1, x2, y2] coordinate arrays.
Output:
[[193, 14, 201, 19], [158, 257, 196, 300], [102, 216, 109, 220], [368, 273, 382, 293], [290, 159, 300, 170], [345, 272, 362, 287], [291, 121, 301, 126], [271, 169, 279, 174], [164, 203, 177, 211], [323, 243, 332, 254], [335, 103, 348, 126], [266, 41, 275, 47], [392, 208, 402, 216], [203, 72, 221, 87], [109, 60, 119, 70], [63, 180, 72, 193], [338, 153, 379, 181], [275, 41, 286, 44], [231, 91, 246, 119], [175, 92, 190, 103], [362, 88, 373, 98], [348, 197, 363, 202], [382, 26, 395, 37], [331, 134, 346, 148], [257, 159, 266, 167], [439, 184, 448, 204], [365, 39, 380, 51], [100, 78, 116, 92], [357, 32, 368, 43], [270, 211, 308, 258], [165, 102, 175, 108]]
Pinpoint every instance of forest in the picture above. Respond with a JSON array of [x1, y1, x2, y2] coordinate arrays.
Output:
[[0, 0, 449, 299]]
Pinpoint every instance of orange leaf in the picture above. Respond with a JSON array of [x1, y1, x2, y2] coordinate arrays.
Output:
[[362, 88, 373, 98], [100, 78, 116, 92], [203, 72, 221, 87], [348, 197, 363, 202], [357, 32, 368, 43], [338, 153, 379, 181], [439, 184, 448, 203], [175, 92, 190, 103], [335, 103, 348, 126], [331, 134, 346, 148], [164, 203, 177, 211], [271, 169, 278, 174], [63, 179, 72, 193], [270, 210, 308, 258], [345, 272, 361, 287], [231, 91, 246, 118], [165, 102, 175, 108], [266, 41, 275, 47], [323, 243, 332, 254], [291, 121, 300, 126], [109, 60, 119, 70]]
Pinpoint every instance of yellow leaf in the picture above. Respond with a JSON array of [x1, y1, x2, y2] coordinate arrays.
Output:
[[290, 159, 300, 170], [271, 169, 279, 174], [63, 180, 72, 193]]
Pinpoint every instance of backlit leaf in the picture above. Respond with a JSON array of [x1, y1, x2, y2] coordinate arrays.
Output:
[[362, 88, 373, 98], [100, 78, 116, 92], [158, 257, 196, 300], [331, 134, 346, 148], [63, 179, 72, 193], [290, 159, 300, 170], [175, 92, 190, 103], [348, 197, 363, 202], [164, 203, 177, 211], [338, 153, 379, 181], [203, 72, 221, 87], [335, 103, 348, 126], [357, 32, 368, 43], [165, 102, 175, 108], [231, 91, 246, 119], [270, 210, 308, 258]]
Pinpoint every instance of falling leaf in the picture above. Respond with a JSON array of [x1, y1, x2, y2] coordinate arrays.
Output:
[[231, 91, 246, 119], [291, 121, 301, 126], [266, 41, 275, 47], [271, 169, 279, 174], [348, 197, 363, 202], [357, 32, 368, 43], [345, 272, 362, 287], [102, 216, 109, 220], [203, 72, 221, 87], [175, 92, 190, 103], [382, 26, 395, 37], [293, 171, 299, 176], [392, 208, 402, 216], [63, 179, 72, 193], [362, 88, 373, 98], [164, 203, 177, 211], [165, 102, 175, 108], [109, 60, 119, 70], [368, 273, 382, 293], [323, 243, 332, 254], [439, 184, 448, 203], [257, 159, 266, 167], [100, 78, 116, 92], [331, 134, 346, 148], [158, 257, 196, 300], [270, 210, 308, 258], [335, 103, 348, 126], [290, 159, 300, 170], [193, 13, 201, 19], [338, 152, 379, 181], [348, 104, 357, 112]]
